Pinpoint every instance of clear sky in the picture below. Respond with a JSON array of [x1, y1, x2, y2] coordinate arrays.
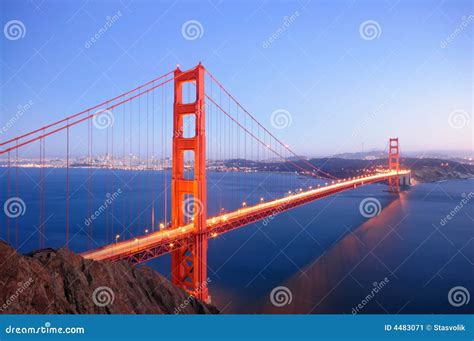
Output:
[[0, 0, 472, 157]]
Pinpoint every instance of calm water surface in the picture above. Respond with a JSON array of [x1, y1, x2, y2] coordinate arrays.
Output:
[[1, 169, 472, 314]]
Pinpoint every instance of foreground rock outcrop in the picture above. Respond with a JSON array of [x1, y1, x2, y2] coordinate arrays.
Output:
[[0, 241, 218, 314]]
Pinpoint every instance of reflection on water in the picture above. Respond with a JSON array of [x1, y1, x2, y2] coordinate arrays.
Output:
[[262, 195, 409, 314], [209, 180, 473, 314]]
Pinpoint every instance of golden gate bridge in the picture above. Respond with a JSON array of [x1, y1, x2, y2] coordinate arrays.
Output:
[[0, 63, 410, 302]]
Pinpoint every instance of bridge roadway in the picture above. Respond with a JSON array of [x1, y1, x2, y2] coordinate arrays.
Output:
[[81, 170, 410, 264]]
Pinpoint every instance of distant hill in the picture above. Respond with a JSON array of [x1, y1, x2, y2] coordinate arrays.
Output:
[[225, 157, 474, 183], [328, 151, 473, 164], [330, 151, 387, 160]]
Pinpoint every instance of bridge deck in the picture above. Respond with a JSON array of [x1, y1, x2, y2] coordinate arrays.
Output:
[[81, 170, 410, 263]]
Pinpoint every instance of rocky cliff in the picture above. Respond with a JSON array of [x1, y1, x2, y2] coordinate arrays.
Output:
[[0, 241, 218, 314]]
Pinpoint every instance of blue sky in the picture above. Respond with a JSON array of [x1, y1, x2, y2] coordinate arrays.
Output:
[[0, 0, 472, 157]]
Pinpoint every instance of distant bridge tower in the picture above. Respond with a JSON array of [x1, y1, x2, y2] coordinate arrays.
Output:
[[171, 63, 209, 302], [388, 137, 400, 193]]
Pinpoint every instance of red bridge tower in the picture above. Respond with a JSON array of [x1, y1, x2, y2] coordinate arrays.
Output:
[[388, 137, 400, 193], [171, 64, 209, 302]]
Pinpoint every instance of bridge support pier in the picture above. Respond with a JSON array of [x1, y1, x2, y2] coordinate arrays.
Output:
[[171, 63, 209, 302], [399, 173, 411, 187]]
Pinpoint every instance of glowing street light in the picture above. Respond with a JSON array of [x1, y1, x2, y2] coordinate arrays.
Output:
[[115, 234, 120, 243]]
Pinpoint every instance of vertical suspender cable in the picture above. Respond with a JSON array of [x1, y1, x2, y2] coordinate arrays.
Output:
[[66, 121, 70, 249]]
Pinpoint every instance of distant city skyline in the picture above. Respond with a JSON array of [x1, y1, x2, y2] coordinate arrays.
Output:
[[1, 0, 472, 157], [1, 147, 471, 162]]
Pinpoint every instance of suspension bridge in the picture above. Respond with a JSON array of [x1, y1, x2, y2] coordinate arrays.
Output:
[[0, 63, 410, 302]]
